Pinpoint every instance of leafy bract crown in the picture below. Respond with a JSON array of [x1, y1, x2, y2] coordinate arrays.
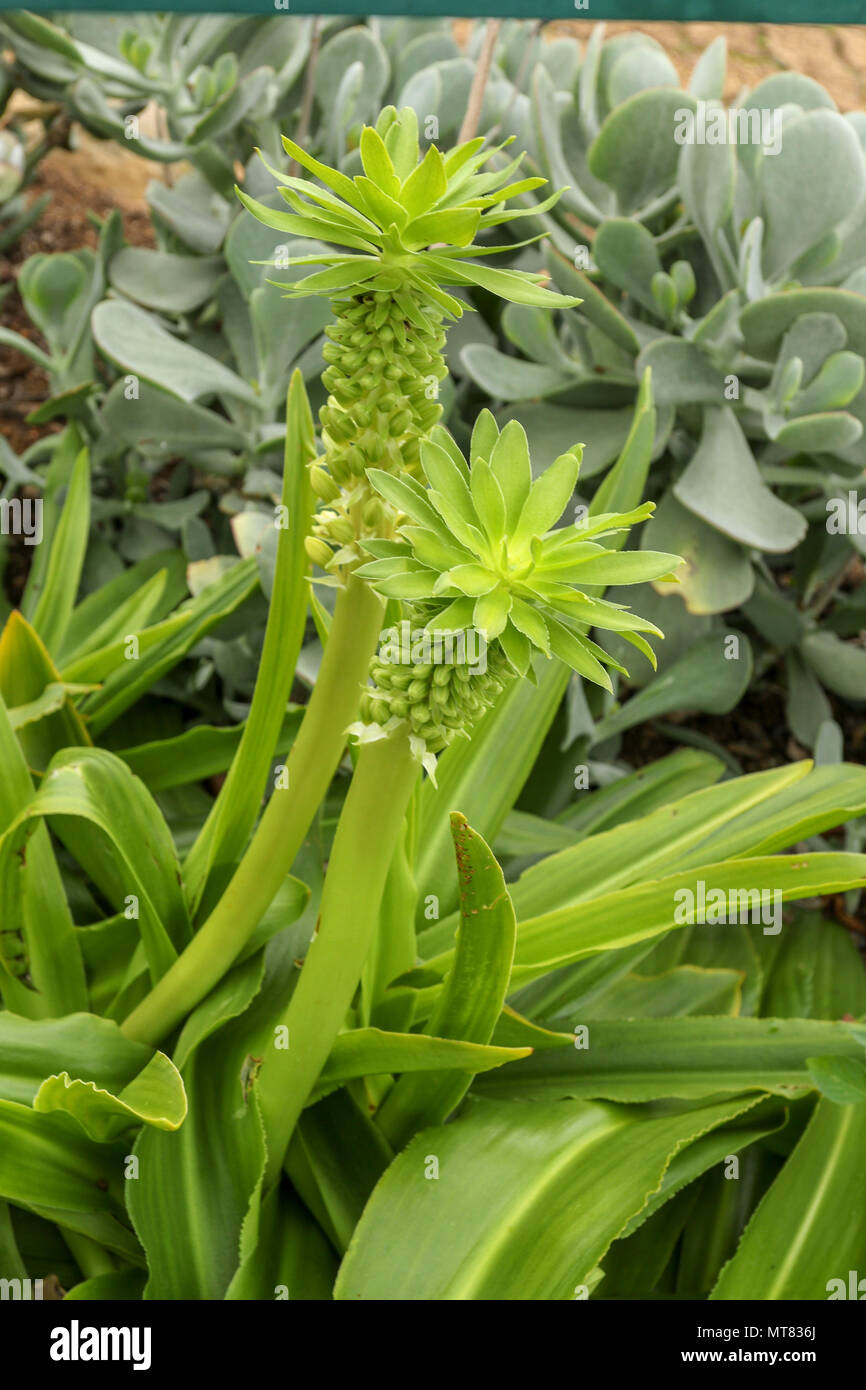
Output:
[[356, 411, 683, 692], [237, 105, 580, 318]]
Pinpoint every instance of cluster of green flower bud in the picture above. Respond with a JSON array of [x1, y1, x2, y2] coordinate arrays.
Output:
[[304, 287, 448, 569], [320, 288, 447, 484], [358, 637, 514, 755]]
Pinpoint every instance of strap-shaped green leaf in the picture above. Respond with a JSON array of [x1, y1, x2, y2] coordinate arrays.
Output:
[[183, 372, 314, 911], [0, 691, 87, 1017], [376, 815, 519, 1148], [3, 746, 190, 982], [127, 950, 270, 1298], [28, 448, 90, 657], [473, 1017, 866, 1101], [415, 656, 570, 917], [312, 1029, 528, 1105], [335, 1093, 763, 1300], [77, 556, 259, 735], [0, 1100, 125, 1215], [711, 1098, 866, 1300], [59, 557, 182, 668], [506, 852, 866, 982], [34, 1050, 186, 1142]]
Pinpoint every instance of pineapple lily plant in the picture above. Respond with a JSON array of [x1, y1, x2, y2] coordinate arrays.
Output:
[[118, 107, 582, 1047], [1, 71, 866, 1305], [122, 110, 683, 1179]]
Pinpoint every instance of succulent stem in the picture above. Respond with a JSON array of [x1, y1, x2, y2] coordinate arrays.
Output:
[[257, 728, 420, 1188]]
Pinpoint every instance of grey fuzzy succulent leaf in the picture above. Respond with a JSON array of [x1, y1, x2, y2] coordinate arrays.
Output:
[[462, 21, 866, 747]]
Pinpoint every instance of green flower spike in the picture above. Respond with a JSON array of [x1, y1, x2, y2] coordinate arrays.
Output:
[[350, 410, 683, 772], [236, 106, 579, 573]]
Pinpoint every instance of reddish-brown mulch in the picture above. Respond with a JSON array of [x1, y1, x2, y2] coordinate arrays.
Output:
[[1, 151, 155, 457]]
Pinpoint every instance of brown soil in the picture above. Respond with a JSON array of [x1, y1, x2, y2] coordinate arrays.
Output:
[[550, 21, 866, 110], [621, 680, 866, 776], [15, 139, 157, 254], [0, 136, 156, 458]]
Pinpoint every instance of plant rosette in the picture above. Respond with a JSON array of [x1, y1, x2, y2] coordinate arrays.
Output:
[[349, 410, 683, 776], [237, 104, 579, 577]]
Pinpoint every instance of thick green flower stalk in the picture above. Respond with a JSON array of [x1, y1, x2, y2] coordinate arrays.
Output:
[[238, 104, 576, 572]]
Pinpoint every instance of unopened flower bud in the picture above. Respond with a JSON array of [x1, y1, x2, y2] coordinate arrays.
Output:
[[304, 536, 334, 568], [329, 517, 356, 544], [309, 465, 340, 501], [389, 409, 414, 436]]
